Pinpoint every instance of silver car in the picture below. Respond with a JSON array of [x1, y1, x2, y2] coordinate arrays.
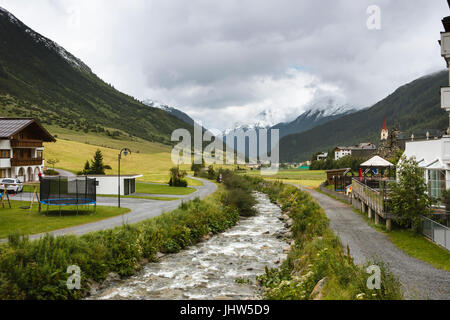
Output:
[[0, 178, 24, 193]]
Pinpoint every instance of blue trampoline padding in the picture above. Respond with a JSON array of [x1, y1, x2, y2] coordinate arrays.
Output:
[[40, 198, 96, 206]]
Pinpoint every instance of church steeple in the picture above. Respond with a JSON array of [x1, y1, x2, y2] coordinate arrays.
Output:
[[381, 118, 388, 140]]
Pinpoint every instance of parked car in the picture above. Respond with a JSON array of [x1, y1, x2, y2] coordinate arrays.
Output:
[[0, 178, 24, 193]]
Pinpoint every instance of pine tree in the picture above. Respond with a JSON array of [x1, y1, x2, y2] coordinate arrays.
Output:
[[87, 149, 111, 174]]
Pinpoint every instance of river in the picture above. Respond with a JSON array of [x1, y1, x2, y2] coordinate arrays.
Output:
[[90, 192, 289, 300]]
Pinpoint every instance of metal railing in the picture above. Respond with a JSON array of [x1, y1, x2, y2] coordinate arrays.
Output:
[[422, 216, 450, 251]]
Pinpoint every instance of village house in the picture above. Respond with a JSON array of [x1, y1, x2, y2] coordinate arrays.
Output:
[[0, 118, 55, 182], [334, 142, 376, 160], [316, 152, 328, 161]]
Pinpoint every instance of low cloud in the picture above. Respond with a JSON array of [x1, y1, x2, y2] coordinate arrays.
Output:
[[0, 0, 447, 129]]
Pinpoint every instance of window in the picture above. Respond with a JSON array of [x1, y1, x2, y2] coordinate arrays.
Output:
[[37, 150, 43, 158], [0, 150, 10, 158], [428, 170, 446, 201]]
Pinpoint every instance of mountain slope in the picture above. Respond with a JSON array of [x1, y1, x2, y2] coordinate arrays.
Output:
[[280, 70, 449, 161], [0, 7, 192, 145], [143, 100, 197, 127], [272, 106, 356, 139]]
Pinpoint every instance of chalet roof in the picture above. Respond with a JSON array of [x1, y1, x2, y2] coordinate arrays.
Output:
[[0, 118, 55, 142], [360, 156, 394, 167]]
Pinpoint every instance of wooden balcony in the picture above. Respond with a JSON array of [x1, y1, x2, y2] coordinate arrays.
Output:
[[10, 139, 43, 148], [10, 158, 43, 166]]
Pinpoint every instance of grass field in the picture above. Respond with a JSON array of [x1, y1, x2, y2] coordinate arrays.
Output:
[[0, 201, 130, 239], [242, 169, 326, 188], [98, 194, 180, 201], [136, 183, 196, 195], [44, 138, 202, 186]]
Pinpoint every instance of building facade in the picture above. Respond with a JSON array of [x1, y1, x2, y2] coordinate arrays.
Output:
[[399, 14, 450, 203], [0, 118, 55, 182], [334, 143, 376, 160]]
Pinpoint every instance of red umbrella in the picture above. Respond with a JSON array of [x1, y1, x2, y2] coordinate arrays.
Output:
[[359, 168, 363, 181]]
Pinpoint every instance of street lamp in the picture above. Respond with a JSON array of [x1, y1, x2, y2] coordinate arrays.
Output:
[[118, 148, 131, 208]]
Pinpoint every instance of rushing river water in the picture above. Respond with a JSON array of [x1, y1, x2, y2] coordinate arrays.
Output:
[[91, 192, 289, 300]]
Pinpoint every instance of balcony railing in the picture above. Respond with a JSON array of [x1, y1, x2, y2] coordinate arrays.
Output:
[[10, 158, 43, 166], [10, 139, 43, 148]]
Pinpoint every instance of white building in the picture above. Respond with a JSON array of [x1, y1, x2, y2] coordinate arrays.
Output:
[[334, 143, 376, 160], [0, 118, 55, 182], [399, 16, 450, 203], [82, 174, 143, 195], [316, 152, 328, 161], [401, 139, 449, 202]]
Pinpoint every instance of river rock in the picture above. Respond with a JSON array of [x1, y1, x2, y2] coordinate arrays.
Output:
[[103, 272, 120, 287], [282, 245, 291, 253], [285, 219, 294, 228], [202, 234, 211, 241], [311, 277, 327, 300], [156, 252, 165, 259], [88, 281, 100, 296], [284, 231, 293, 239]]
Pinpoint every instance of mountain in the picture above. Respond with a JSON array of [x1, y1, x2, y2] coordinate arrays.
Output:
[[0, 7, 192, 145], [143, 100, 197, 127], [279, 70, 449, 162], [272, 106, 356, 139]]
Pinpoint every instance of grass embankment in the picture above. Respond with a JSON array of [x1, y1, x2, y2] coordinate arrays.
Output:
[[315, 188, 450, 272], [0, 171, 254, 299], [43, 138, 202, 186], [0, 201, 129, 239], [242, 169, 326, 188], [252, 179, 402, 300]]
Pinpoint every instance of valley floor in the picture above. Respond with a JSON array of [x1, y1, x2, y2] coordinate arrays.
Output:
[[296, 184, 450, 300], [0, 176, 217, 241]]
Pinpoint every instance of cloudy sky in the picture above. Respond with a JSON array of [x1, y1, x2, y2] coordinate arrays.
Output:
[[0, 0, 448, 130]]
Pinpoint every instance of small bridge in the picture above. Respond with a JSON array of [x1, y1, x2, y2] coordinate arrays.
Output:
[[351, 178, 396, 230]]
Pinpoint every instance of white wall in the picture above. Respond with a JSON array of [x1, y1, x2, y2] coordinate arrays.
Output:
[[93, 176, 140, 195], [0, 140, 11, 149]]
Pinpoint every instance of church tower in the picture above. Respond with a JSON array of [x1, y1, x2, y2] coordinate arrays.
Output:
[[381, 118, 388, 141]]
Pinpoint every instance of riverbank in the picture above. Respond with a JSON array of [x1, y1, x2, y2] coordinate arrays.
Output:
[[253, 179, 403, 300], [89, 192, 290, 300], [0, 172, 255, 300]]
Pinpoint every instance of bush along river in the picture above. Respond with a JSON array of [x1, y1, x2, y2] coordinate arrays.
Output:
[[89, 192, 291, 300]]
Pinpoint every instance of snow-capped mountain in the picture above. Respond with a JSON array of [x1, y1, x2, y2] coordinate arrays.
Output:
[[222, 103, 356, 138], [272, 104, 356, 138], [143, 99, 197, 127]]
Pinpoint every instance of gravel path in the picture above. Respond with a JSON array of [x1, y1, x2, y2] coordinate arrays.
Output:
[[297, 185, 450, 300], [2, 176, 217, 241]]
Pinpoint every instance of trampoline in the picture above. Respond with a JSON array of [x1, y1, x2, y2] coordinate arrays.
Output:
[[39, 176, 97, 214]]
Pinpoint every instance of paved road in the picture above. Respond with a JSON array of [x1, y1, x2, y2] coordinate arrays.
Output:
[[3, 176, 217, 241], [296, 185, 450, 300], [53, 168, 76, 177]]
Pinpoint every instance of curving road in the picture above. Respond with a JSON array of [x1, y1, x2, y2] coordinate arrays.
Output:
[[3, 176, 217, 241], [295, 185, 450, 300]]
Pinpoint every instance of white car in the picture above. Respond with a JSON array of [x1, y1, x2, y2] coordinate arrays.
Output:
[[0, 178, 24, 193]]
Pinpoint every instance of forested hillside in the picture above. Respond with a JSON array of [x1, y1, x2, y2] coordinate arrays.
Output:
[[0, 7, 191, 145], [280, 70, 448, 161]]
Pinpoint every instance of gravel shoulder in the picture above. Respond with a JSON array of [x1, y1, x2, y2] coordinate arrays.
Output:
[[296, 185, 450, 300]]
